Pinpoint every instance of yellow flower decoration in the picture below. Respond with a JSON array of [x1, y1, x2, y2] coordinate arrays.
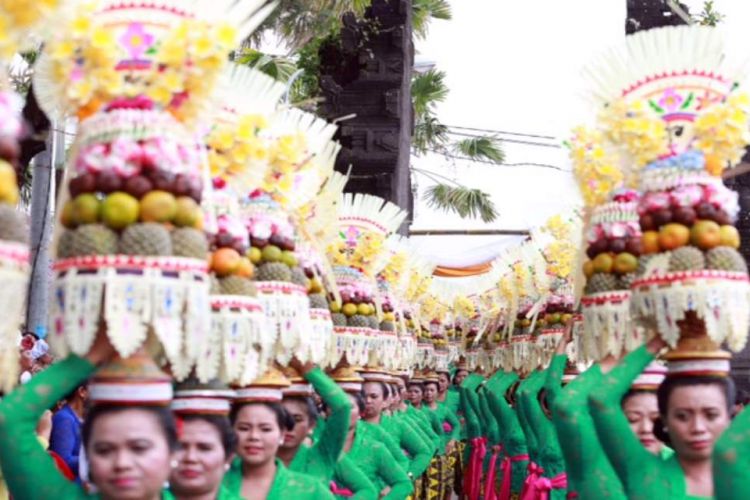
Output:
[[207, 115, 269, 183], [599, 98, 670, 168], [0, 0, 61, 58], [569, 126, 624, 207], [694, 92, 750, 173], [454, 295, 476, 320]]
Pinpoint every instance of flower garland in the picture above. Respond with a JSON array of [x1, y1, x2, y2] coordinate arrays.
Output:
[[0, 0, 61, 58], [568, 126, 624, 207], [694, 92, 750, 173], [599, 99, 670, 169], [328, 231, 386, 277], [207, 114, 269, 181]]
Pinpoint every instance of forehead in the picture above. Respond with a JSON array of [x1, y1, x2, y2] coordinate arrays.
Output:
[[236, 404, 277, 423], [622, 392, 658, 412], [282, 399, 307, 415], [669, 384, 727, 409], [363, 382, 383, 394], [180, 418, 221, 442], [91, 409, 163, 442]]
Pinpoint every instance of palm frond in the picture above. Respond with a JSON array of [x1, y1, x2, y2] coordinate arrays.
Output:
[[412, 69, 448, 118], [236, 49, 299, 82], [413, 113, 448, 155], [424, 183, 498, 223], [453, 136, 505, 164], [413, 0, 452, 39]]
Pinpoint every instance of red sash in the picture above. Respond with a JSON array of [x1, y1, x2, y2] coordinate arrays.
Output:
[[520, 471, 568, 500], [499, 453, 530, 500], [463, 437, 487, 500]]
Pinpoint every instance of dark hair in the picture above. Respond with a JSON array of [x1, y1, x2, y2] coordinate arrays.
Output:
[[452, 369, 468, 384], [656, 375, 736, 416], [62, 383, 87, 404], [653, 416, 671, 447], [407, 380, 424, 390], [230, 402, 295, 431], [735, 388, 750, 406], [506, 380, 520, 405], [621, 389, 655, 407], [363, 380, 389, 399], [424, 381, 439, 391], [83, 405, 178, 451], [179, 414, 237, 457], [350, 392, 366, 413], [284, 396, 319, 424]]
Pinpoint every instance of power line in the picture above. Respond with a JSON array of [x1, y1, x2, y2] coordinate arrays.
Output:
[[444, 124, 557, 140], [446, 130, 562, 149], [419, 149, 569, 171]]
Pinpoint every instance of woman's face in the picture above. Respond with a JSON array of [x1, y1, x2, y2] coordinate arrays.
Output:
[[666, 384, 730, 461], [438, 373, 450, 394], [423, 383, 438, 404], [363, 382, 386, 419], [280, 399, 311, 450], [623, 392, 662, 454], [408, 384, 423, 406], [454, 370, 468, 387], [171, 419, 230, 497], [389, 384, 401, 409], [88, 409, 173, 500], [233, 405, 283, 467]]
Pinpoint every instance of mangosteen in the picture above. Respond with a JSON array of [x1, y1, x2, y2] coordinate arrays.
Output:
[[695, 202, 717, 221], [150, 170, 176, 192], [281, 238, 296, 252], [625, 238, 643, 257], [123, 175, 154, 199], [715, 210, 733, 226], [215, 232, 236, 249], [68, 173, 97, 198], [652, 208, 673, 228], [672, 206, 697, 227], [639, 213, 655, 231], [609, 238, 627, 254], [173, 174, 192, 197], [95, 170, 123, 194], [251, 237, 269, 248], [587, 238, 609, 259]]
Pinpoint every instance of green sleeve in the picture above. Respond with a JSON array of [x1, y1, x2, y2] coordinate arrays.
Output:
[[714, 407, 750, 500], [518, 369, 558, 452], [394, 418, 432, 478], [478, 390, 501, 445], [376, 444, 413, 500], [367, 423, 408, 473], [403, 412, 437, 453], [588, 345, 659, 490], [465, 389, 487, 433], [516, 373, 540, 458], [423, 409, 445, 450], [334, 455, 378, 500], [544, 354, 567, 408], [0, 355, 95, 499], [442, 403, 461, 442], [411, 408, 441, 449], [459, 387, 481, 439], [307, 368, 352, 466], [486, 389, 525, 450], [462, 373, 484, 391]]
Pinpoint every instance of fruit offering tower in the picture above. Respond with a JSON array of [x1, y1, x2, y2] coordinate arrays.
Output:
[[238, 107, 340, 365], [42, 0, 274, 374], [325, 193, 407, 368], [581, 26, 750, 366], [200, 65, 287, 384], [0, 0, 67, 391], [374, 236, 411, 371]]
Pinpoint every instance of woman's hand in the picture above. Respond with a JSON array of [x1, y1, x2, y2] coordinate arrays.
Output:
[[36, 410, 53, 443]]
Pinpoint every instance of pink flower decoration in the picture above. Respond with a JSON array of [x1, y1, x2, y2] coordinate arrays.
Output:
[[119, 22, 155, 60], [658, 88, 684, 112], [669, 185, 703, 209]]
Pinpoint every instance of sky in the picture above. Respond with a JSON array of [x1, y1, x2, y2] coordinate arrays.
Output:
[[409, 0, 750, 268]]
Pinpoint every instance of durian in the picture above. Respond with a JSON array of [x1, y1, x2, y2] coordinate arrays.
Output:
[[256, 262, 292, 282], [119, 223, 172, 256], [669, 246, 705, 272], [309, 293, 328, 309], [585, 273, 619, 294], [67, 224, 118, 257], [706, 247, 748, 273], [172, 228, 208, 259], [219, 276, 257, 296]]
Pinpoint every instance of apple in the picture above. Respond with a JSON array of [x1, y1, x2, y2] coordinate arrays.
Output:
[[714, 210, 733, 226], [96, 170, 123, 194], [68, 173, 97, 198], [625, 238, 643, 256], [719, 225, 741, 249], [695, 202, 717, 221], [658, 223, 690, 251], [690, 220, 722, 250], [587, 238, 609, 259]]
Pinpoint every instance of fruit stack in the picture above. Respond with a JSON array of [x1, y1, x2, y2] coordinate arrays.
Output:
[[579, 190, 644, 360], [40, 0, 275, 376], [49, 107, 212, 372], [630, 151, 750, 350], [0, 91, 29, 392], [292, 247, 331, 365], [326, 193, 407, 368]]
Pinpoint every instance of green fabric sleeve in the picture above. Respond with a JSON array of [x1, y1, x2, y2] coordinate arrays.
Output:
[[478, 390, 501, 445], [307, 368, 351, 467], [516, 372, 541, 458], [442, 403, 461, 442], [411, 408, 441, 449], [588, 345, 659, 490], [714, 405, 750, 499], [423, 409, 445, 451], [376, 444, 413, 500], [544, 355, 567, 409], [462, 373, 484, 391], [402, 412, 437, 453], [519, 369, 561, 464], [459, 387, 481, 439], [334, 455, 378, 500], [0, 355, 95, 499], [396, 418, 433, 477], [367, 423, 409, 473], [465, 388, 487, 433]]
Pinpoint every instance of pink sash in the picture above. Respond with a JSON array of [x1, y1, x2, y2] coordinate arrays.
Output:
[[463, 437, 487, 500], [499, 453, 530, 500], [520, 471, 568, 500], [329, 481, 354, 497], [484, 447, 501, 500]]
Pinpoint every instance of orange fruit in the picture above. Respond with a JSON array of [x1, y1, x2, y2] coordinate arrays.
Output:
[[211, 248, 242, 277], [642, 231, 661, 254]]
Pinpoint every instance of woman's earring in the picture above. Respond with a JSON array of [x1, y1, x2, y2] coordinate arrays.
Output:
[[171, 460, 179, 469], [225, 463, 231, 471]]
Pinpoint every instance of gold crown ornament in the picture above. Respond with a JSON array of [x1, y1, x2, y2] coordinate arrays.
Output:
[[233, 365, 291, 403]]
